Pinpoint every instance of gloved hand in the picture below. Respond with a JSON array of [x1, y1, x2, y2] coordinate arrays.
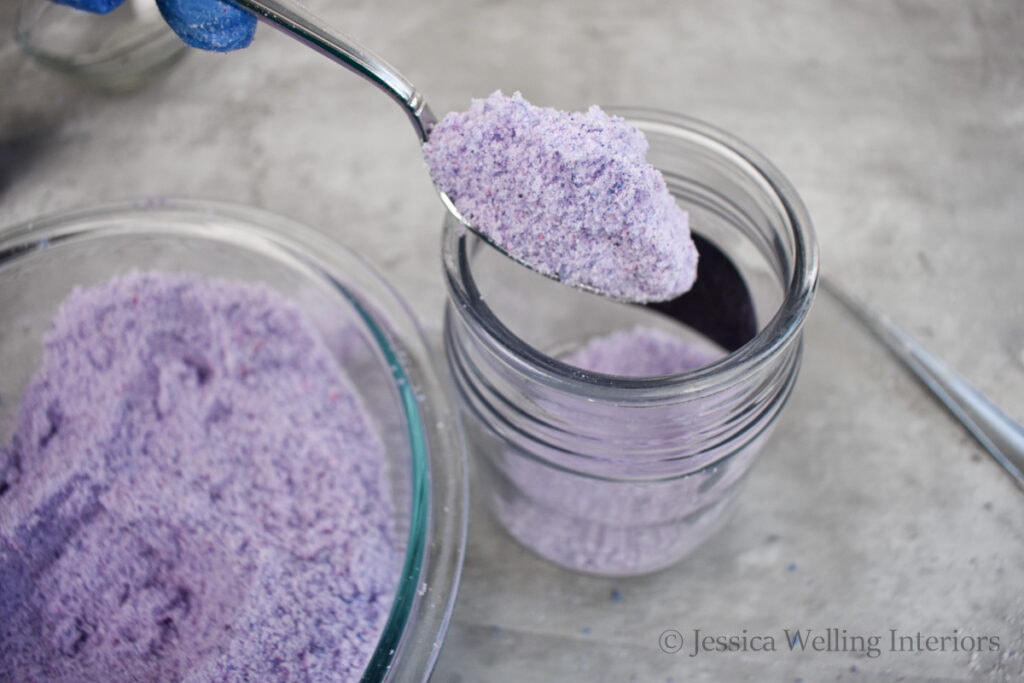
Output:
[[53, 0, 257, 52]]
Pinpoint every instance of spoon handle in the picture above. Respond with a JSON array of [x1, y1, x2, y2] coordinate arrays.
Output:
[[232, 0, 436, 142], [822, 277, 1024, 491]]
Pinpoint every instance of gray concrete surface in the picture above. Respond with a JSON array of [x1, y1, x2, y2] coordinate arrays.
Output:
[[2, 1, 1022, 681]]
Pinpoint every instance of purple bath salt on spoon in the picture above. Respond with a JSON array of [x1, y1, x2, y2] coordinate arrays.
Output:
[[424, 91, 699, 303], [189, 0, 700, 302]]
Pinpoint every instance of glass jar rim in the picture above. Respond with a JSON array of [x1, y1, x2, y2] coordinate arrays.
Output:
[[441, 108, 819, 402]]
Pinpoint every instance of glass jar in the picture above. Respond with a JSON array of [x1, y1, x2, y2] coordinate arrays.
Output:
[[441, 109, 818, 576], [16, 0, 187, 92]]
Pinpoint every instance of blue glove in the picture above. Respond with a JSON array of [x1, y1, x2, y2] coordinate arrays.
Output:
[[52, 0, 257, 52]]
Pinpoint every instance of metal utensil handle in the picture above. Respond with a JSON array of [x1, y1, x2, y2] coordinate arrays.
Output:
[[231, 0, 437, 142], [823, 277, 1024, 491]]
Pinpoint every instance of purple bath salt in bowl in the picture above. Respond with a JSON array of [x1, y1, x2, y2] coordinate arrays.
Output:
[[423, 91, 698, 303], [0, 271, 395, 682]]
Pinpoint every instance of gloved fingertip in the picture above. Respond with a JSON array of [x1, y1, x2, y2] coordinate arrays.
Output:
[[156, 0, 257, 52], [51, 0, 127, 15]]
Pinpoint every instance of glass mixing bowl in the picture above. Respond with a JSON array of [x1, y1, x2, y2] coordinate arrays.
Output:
[[0, 198, 467, 681]]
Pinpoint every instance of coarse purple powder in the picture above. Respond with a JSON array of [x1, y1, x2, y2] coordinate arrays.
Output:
[[423, 91, 699, 303], [561, 325, 723, 376], [485, 327, 751, 575], [0, 272, 396, 682]]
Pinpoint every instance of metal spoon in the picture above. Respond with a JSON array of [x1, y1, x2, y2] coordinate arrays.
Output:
[[230, 0, 696, 302], [225, 0, 756, 350], [822, 277, 1024, 491], [230, 0, 436, 141]]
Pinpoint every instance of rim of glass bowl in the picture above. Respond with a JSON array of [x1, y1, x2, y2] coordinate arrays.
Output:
[[442, 108, 819, 402], [0, 197, 468, 683]]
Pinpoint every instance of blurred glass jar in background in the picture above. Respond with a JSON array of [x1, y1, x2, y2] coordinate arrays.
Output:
[[16, 0, 187, 92]]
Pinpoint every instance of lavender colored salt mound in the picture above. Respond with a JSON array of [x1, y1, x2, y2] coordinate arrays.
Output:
[[563, 325, 723, 376], [424, 91, 698, 303], [0, 272, 395, 682], [489, 327, 734, 575]]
